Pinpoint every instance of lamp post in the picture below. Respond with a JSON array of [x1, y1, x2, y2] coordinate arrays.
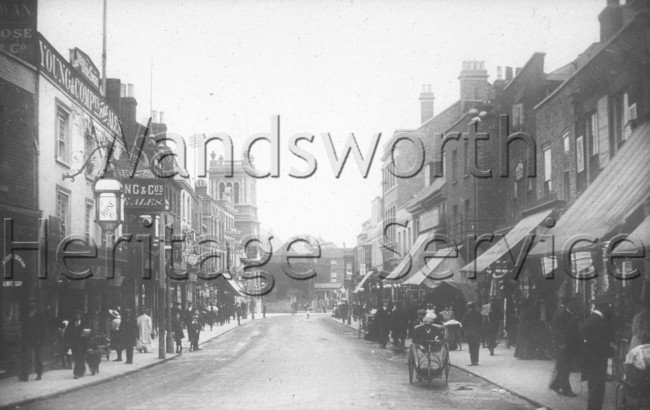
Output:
[[93, 169, 124, 334]]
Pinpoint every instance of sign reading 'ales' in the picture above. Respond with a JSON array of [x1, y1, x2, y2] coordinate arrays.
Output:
[[123, 180, 166, 211]]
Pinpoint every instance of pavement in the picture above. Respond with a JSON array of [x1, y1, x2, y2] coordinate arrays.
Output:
[[0, 315, 282, 409], [13, 313, 534, 409], [334, 315, 618, 410]]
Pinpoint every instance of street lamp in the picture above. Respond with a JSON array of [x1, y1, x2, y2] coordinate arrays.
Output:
[[93, 169, 124, 233]]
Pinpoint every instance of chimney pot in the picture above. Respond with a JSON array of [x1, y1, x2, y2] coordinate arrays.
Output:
[[152, 110, 158, 123], [127, 83, 134, 98], [159, 111, 165, 124], [497, 66, 503, 80], [120, 84, 126, 97]]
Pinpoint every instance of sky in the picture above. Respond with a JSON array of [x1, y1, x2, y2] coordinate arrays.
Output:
[[39, 0, 604, 247]]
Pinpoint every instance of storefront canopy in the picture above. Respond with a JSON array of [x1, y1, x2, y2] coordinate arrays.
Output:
[[314, 283, 343, 291], [426, 280, 479, 304], [353, 270, 375, 293], [614, 214, 650, 252], [529, 121, 650, 256], [460, 209, 552, 274], [401, 247, 460, 286], [385, 231, 435, 281]]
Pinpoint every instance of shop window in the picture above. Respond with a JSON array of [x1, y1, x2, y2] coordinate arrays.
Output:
[[543, 146, 552, 196], [451, 150, 457, 181]]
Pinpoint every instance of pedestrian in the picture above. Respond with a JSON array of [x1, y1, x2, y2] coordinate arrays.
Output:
[[262, 303, 267, 318], [374, 302, 390, 349], [136, 308, 153, 353], [235, 302, 241, 325], [56, 319, 72, 369], [188, 311, 202, 352], [19, 297, 46, 381], [462, 302, 482, 366], [549, 296, 580, 397], [65, 310, 91, 379], [390, 303, 408, 348], [183, 303, 194, 329], [582, 294, 616, 410], [121, 308, 138, 364], [172, 312, 185, 353], [486, 297, 502, 356], [109, 309, 122, 361], [629, 294, 650, 351]]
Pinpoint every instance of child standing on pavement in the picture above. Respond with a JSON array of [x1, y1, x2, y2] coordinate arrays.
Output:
[[187, 311, 201, 352], [172, 312, 184, 353]]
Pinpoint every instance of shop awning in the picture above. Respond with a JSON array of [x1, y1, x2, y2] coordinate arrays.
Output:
[[529, 121, 650, 255], [426, 280, 479, 304], [401, 247, 460, 286], [385, 231, 434, 281], [353, 270, 375, 293], [215, 274, 247, 297], [614, 214, 650, 252], [460, 209, 553, 274], [314, 283, 343, 291]]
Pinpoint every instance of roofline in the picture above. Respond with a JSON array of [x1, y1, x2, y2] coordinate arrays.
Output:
[[503, 52, 546, 92], [534, 12, 649, 111]]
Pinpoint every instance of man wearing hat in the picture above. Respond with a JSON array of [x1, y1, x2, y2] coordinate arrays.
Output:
[[109, 309, 122, 361], [582, 293, 616, 410], [549, 296, 580, 397], [462, 302, 482, 366], [65, 310, 90, 379], [19, 297, 46, 381]]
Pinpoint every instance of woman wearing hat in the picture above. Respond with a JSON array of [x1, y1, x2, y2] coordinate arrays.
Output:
[[109, 309, 122, 361]]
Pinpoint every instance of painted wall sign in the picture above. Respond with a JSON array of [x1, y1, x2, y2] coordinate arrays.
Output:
[[69, 47, 101, 91], [0, 0, 37, 63], [37, 34, 121, 136]]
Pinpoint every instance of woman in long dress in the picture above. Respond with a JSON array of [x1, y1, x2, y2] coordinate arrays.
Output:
[[136, 308, 153, 353]]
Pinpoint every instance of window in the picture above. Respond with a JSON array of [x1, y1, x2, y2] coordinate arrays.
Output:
[[463, 140, 469, 175], [441, 151, 446, 177], [564, 171, 570, 201], [543, 146, 552, 195], [586, 112, 598, 156], [85, 201, 93, 240], [234, 182, 240, 204], [563, 133, 570, 153], [512, 103, 524, 127], [56, 104, 71, 163], [56, 187, 71, 235], [452, 205, 458, 228], [513, 181, 518, 199], [451, 150, 457, 180], [576, 136, 585, 173], [612, 92, 629, 146]]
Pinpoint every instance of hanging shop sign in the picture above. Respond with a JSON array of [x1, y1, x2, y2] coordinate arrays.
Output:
[[37, 34, 121, 136], [123, 180, 166, 211], [541, 256, 557, 277]]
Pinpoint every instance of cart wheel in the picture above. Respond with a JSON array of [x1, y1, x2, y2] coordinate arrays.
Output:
[[616, 383, 627, 410], [408, 350, 414, 384]]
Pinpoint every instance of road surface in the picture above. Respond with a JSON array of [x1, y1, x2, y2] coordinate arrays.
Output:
[[21, 314, 534, 409]]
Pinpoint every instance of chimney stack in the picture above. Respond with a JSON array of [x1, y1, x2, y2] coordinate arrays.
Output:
[[152, 110, 158, 123], [105, 78, 122, 115], [459, 60, 489, 113], [419, 84, 435, 124], [599, 0, 623, 42], [119, 82, 138, 147], [159, 111, 165, 124], [497, 66, 503, 80], [505, 67, 513, 81]]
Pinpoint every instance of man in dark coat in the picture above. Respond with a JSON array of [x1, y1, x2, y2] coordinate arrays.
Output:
[[486, 297, 502, 356], [120, 308, 138, 364], [582, 294, 616, 410], [462, 302, 482, 366], [390, 303, 409, 348], [549, 296, 580, 397], [374, 302, 390, 349], [64, 310, 90, 379], [20, 297, 47, 381]]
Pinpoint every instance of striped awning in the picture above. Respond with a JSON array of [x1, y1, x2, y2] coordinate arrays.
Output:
[[384, 231, 435, 281], [402, 248, 463, 286], [353, 270, 374, 293], [529, 121, 650, 255]]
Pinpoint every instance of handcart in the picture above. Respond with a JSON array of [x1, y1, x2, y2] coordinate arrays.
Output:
[[617, 344, 650, 410], [407, 323, 450, 386]]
